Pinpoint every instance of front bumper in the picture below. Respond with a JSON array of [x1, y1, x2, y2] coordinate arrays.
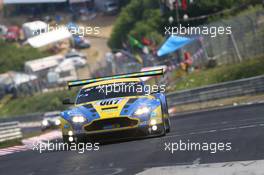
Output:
[[83, 117, 140, 134], [65, 124, 165, 143], [62, 117, 164, 143]]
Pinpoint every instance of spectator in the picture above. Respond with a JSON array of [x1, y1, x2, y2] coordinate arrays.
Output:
[[183, 51, 193, 72]]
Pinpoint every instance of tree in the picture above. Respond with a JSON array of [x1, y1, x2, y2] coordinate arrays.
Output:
[[108, 0, 161, 50], [108, 0, 260, 50]]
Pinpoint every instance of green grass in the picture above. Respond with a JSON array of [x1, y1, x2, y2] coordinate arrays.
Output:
[[0, 89, 76, 118], [0, 39, 50, 73], [0, 139, 22, 149], [0, 131, 46, 148], [173, 55, 264, 91]]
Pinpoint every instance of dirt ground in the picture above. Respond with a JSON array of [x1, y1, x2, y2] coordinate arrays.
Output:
[[76, 14, 116, 79], [79, 14, 116, 39]]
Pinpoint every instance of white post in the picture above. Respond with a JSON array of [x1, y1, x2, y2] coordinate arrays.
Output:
[[230, 33, 242, 62]]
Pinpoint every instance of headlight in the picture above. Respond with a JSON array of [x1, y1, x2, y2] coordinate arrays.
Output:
[[134, 107, 151, 116], [72, 116, 86, 123], [150, 119, 157, 125], [55, 119, 61, 126], [42, 120, 48, 126], [68, 131, 73, 136]]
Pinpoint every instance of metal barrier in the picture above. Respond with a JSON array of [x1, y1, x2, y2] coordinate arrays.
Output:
[[167, 75, 264, 107], [0, 122, 22, 143]]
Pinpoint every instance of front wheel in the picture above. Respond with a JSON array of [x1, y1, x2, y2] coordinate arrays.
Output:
[[62, 135, 71, 146]]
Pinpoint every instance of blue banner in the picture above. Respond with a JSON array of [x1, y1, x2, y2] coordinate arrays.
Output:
[[157, 35, 193, 57]]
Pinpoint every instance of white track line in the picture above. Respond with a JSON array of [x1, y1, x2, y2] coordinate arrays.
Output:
[[166, 123, 264, 138], [136, 159, 264, 175]]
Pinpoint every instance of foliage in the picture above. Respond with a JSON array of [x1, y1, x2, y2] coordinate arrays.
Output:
[[0, 89, 76, 117], [119, 0, 132, 8], [108, 0, 163, 50], [108, 0, 261, 50], [0, 139, 22, 149], [0, 39, 50, 73]]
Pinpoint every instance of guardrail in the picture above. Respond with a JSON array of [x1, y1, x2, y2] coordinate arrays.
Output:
[[0, 122, 22, 143], [167, 75, 264, 107], [0, 112, 43, 123]]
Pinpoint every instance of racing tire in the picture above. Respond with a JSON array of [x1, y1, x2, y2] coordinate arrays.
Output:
[[76, 135, 95, 144], [165, 118, 171, 133], [62, 135, 72, 147], [161, 97, 170, 134], [159, 122, 167, 137], [62, 135, 69, 143]]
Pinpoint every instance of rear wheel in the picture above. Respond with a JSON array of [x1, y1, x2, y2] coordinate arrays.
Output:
[[165, 118, 171, 133], [161, 122, 166, 136], [76, 135, 95, 144], [161, 97, 170, 133], [158, 120, 166, 136]]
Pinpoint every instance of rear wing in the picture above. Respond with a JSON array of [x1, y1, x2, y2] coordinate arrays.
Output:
[[67, 69, 164, 89]]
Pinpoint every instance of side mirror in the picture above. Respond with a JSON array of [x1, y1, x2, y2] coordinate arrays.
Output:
[[156, 88, 161, 93], [62, 98, 74, 105], [150, 86, 161, 94], [150, 90, 160, 95]]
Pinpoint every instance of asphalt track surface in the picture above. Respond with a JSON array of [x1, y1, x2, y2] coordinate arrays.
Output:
[[1, 103, 264, 175]]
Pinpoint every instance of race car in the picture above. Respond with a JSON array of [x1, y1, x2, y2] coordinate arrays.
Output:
[[41, 111, 61, 131], [60, 69, 170, 143]]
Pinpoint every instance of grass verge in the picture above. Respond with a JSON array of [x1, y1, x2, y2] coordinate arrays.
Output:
[[170, 93, 264, 115], [172, 55, 264, 91], [0, 89, 76, 118], [0, 39, 50, 73], [0, 130, 52, 149], [0, 139, 22, 149]]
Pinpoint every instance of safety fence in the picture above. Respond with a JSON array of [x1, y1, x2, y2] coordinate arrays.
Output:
[[0, 121, 22, 143], [185, 8, 264, 67], [166, 75, 264, 107]]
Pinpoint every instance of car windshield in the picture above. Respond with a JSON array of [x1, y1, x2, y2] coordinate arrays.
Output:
[[76, 81, 146, 104]]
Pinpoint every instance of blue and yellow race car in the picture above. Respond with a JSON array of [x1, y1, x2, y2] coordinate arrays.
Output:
[[60, 69, 170, 143]]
